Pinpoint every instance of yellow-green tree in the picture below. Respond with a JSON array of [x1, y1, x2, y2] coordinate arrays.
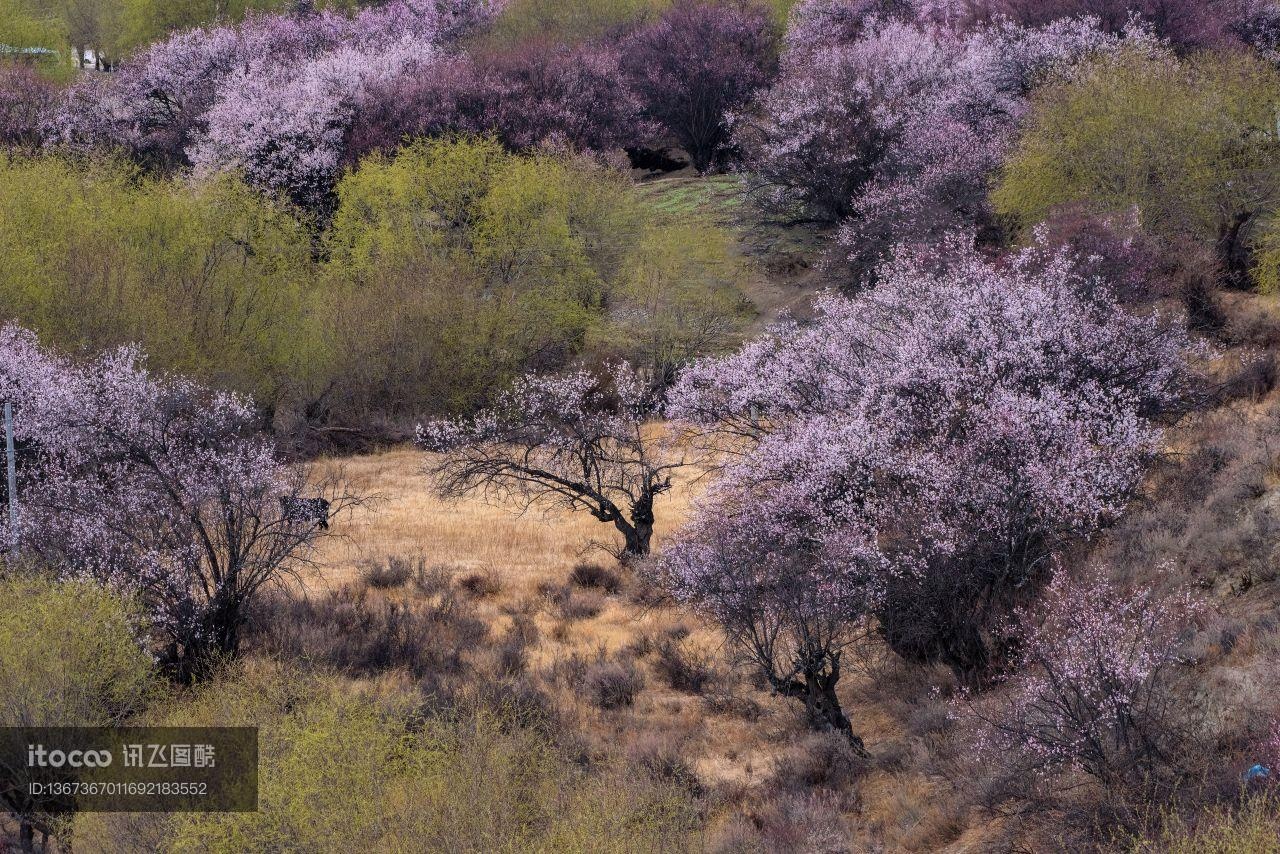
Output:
[[483, 0, 795, 48], [113, 0, 380, 56], [0, 143, 748, 435], [52, 0, 126, 67], [590, 217, 749, 386], [0, 576, 153, 727], [0, 576, 155, 848], [993, 48, 1280, 289], [115, 0, 288, 54], [0, 155, 323, 407], [482, 0, 670, 48], [323, 137, 748, 419], [0, 0, 70, 75], [324, 137, 603, 417]]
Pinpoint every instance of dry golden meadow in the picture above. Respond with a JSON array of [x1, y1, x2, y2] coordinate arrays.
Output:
[[299, 447, 1000, 851]]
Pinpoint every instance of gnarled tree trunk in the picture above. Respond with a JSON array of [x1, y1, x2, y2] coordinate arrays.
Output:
[[768, 652, 868, 757]]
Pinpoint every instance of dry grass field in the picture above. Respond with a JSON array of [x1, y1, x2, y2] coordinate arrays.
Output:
[[295, 447, 1000, 851], [307, 447, 704, 675], [310, 447, 695, 589]]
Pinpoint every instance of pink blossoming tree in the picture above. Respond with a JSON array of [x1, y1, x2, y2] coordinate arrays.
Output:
[[741, 5, 1123, 276], [0, 325, 353, 680], [1228, 0, 1280, 62], [961, 566, 1204, 799], [51, 0, 502, 207], [193, 39, 434, 210], [782, 0, 917, 54], [660, 238, 1201, 739], [982, 0, 1260, 51]]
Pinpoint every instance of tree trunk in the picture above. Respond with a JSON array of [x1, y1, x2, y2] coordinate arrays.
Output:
[[616, 520, 651, 558], [801, 663, 868, 757], [164, 594, 244, 682], [208, 594, 244, 659], [769, 653, 869, 757], [1218, 210, 1255, 290], [20, 821, 33, 854], [629, 494, 655, 557], [615, 493, 655, 558], [805, 681, 866, 755]]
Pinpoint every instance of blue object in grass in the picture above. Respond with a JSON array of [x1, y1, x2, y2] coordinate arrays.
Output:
[[1244, 764, 1271, 781]]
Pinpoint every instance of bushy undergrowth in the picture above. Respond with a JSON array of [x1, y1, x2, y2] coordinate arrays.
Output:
[[247, 585, 489, 679], [74, 663, 702, 853], [583, 657, 647, 709], [0, 575, 156, 845], [0, 575, 154, 728], [1127, 793, 1280, 854], [569, 562, 623, 594]]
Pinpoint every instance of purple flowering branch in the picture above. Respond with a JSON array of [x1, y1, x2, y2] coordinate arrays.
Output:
[[0, 325, 359, 681]]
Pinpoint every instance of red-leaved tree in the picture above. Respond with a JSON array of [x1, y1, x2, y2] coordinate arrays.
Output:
[[622, 0, 779, 172]]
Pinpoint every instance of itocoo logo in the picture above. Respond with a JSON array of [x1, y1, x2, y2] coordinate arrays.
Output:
[[27, 744, 113, 768]]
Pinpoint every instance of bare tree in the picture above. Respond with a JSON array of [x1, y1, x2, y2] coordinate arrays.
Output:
[[419, 364, 685, 559]]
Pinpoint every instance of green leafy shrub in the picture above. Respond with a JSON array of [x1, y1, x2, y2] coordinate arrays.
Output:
[[994, 48, 1280, 289], [323, 137, 749, 419], [76, 663, 701, 852], [0, 575, 153, 726], [0, 155, 323, 405], [1245, 218, 1280, 294]]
